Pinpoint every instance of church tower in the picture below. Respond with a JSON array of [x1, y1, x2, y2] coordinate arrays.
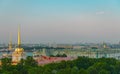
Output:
[[8, 34, 12, 51], [12, 25, 25, 64]]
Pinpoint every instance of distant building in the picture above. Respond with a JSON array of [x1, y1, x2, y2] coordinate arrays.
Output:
[[56, 44, 73, 49], [73, 45, 86, 49]]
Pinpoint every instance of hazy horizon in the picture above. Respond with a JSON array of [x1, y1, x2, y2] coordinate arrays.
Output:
[[0, 0, 120, 44]]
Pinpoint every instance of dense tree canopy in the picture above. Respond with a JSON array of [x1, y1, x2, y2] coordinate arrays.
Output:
[[0, 56, 120, 74]]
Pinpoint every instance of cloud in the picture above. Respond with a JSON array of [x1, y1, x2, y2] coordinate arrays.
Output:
[[96, 11, 105, 15]]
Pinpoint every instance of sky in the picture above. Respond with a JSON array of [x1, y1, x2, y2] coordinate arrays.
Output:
[[0, 0, 120, 44]]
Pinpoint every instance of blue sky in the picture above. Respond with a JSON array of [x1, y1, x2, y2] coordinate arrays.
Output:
[[0, 0, 120, 44]]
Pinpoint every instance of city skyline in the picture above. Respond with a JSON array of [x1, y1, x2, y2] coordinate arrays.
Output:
[[0, 0, 120, 44]]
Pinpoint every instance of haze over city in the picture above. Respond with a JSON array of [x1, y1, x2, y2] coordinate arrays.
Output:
[[0, 0, 120, 44]]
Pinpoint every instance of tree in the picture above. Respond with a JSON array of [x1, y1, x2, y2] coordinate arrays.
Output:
[[25, 56, 38, 67], [79, 68, 89, 74], [115, 61, 120, 74], [99, 69, 110, 74], [52, 70, 57, 74], [1, 58, 12, 71], [57, 67, 71, 74], [87, 66, 98, 74], [43, 67, 51, 74], [71, 66, 79, 74], [62, 54, 67, 57]]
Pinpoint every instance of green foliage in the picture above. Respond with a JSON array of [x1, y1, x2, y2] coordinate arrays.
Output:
[[79, 68, 89, 74], [71, 66, 79, 74], [115, 61, 120, 74], [99, 69, 110, 74], [50, 54, 67, 57], [25, 56, 38, 67], [87, 66, 98, 74], [0, 57, 120, 74], [61, 54, 67, 57], [1, 58, 12, 71], [57, 67, 71, 74]]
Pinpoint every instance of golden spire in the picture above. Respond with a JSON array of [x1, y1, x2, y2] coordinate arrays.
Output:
[[9, 33, 12, 50], [18, 25, 21, 48]]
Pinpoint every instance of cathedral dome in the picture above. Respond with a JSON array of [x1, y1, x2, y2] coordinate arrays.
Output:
[[15, 48, 24, 52]]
